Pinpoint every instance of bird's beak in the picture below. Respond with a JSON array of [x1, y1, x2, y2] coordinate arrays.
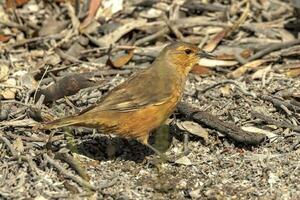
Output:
[[198, 50, 215, 59]]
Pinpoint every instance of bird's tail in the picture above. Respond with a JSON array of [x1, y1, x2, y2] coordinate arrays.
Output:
[[38, 115, 83, 130]]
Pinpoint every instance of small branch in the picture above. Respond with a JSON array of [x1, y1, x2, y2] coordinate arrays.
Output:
[[134, 27, 169, 46], [55, 152, 90, 181], [44, 153, 97, 190], [260, 95, 300, 113], [198, 80, 257, 98], [246, 39, 300, 62], [177, 102, 266, 145], [251, 111, 300, 132], [0, 133, 41, 175]]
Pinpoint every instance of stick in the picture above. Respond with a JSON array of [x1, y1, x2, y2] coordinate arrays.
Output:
[[177, 102, 266, 145]]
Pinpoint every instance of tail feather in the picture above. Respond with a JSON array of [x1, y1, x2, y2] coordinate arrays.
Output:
[[40, 115, 82, 130]]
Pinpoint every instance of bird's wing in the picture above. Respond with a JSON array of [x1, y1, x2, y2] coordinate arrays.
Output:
[[79, 68, 175, 114]]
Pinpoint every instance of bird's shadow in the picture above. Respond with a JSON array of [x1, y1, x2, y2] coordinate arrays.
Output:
[[76, 135, 155, 163]]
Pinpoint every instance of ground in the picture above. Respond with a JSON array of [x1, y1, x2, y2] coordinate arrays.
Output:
[[0, 0, 300, 199]]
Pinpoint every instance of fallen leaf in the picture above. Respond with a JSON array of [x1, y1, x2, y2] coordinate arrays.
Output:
[[177, 121, 209, 142], [203, 0, 249, 52], [5, 0, 29, 9], [66, 42, 85, 58], [0, 63, 9, 82], [286, 67, 300, 77], [216, 49, 253, 60], [268, 172, 279, 185], [189, 188, 201, 199], [241, 126, 277, 142], [0, 118, 38, 127], [198, 58, 238, 67], [251, 65, 271, 80], [0, 78, 17, 99], [0, 34, 10, 42], [38, 19, 69, 36], [20, 73, 38, 89], [12, 137, 24, 153], [227, 59, 267, 78], [191, 64, 213, 76], [96, 19, 147, 47], [175, 156, 192, 166], [97, 0, 123, 21], [203, 28, 230, 52], [219, 84, 232, 97], [34, 196, 48, 200], [106, 49, 134, 68]]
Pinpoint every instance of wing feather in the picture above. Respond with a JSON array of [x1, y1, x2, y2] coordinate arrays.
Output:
[[79, 67, 175, 115]]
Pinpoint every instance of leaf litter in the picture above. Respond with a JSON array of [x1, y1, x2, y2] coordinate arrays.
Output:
[[0, 0, 300, 199]]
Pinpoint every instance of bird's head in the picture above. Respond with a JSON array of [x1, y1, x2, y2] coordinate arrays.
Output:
[[160, 42, 212, 76]]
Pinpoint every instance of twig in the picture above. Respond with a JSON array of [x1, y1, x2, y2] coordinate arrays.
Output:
[[251, 111, 300, 132], [6, 132, 64, 142], [0, 20, 27, 32], [55, 152, 90, 181], [2, 33, 65, 50], [164, 16, 184, 40], [33, 65, 50, 102], [246, 39, 300, 62], [260, 95, 300, 113], [0, 84, 23, 89], [44, 153, 97, 190], [198, 80, 257, 98], [0, 133, 41, 175], [177, 102, 266, 145], [55, 49, 105, 68], [134, 27, 169, 46]]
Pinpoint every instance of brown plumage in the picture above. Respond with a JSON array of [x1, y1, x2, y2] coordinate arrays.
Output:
[[40, 42, 206, 145]]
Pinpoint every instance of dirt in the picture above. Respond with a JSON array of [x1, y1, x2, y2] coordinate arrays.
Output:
[[1, 0, 300, 199]]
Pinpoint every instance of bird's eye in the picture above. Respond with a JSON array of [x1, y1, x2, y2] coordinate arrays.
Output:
[[184, 49, 193, 55]]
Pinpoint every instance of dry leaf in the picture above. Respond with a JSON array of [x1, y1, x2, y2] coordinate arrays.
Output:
[[0, 34, 10, 42], [241, 126, 277, 142], [12, 137, 24, 153], [38, 19, 68, 37], [216, 49, 253, 60], [203, 28, 230, 52], [198, 58, 238, 67], [228, 59, 266, 78], [106, 49, 134, 68], [96, 0, 123, 21], [286, 67, 300, 77], [191, 64, 213, 76], [219, 84, 232, 97], [5, 0, 29, 9], [175, 156, 192, 166], [0, 118, 38, 127], [0, 63, 9, 82], [21, 73, 38, 89], [251, 65, 271, 80], [203, 0, 249, 52], [0, 78, 17, 99], [34, 196, 48, 200], [177, 121, 209, 142], [96, 19, 147, 47]]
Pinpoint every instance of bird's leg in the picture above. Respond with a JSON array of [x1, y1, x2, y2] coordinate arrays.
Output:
[[144, 143, 171, 163], [183, 132, 191, 156], [140, 133, 174, 163]]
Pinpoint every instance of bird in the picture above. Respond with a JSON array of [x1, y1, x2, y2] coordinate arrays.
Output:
[[40, 42, 210, 157]]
